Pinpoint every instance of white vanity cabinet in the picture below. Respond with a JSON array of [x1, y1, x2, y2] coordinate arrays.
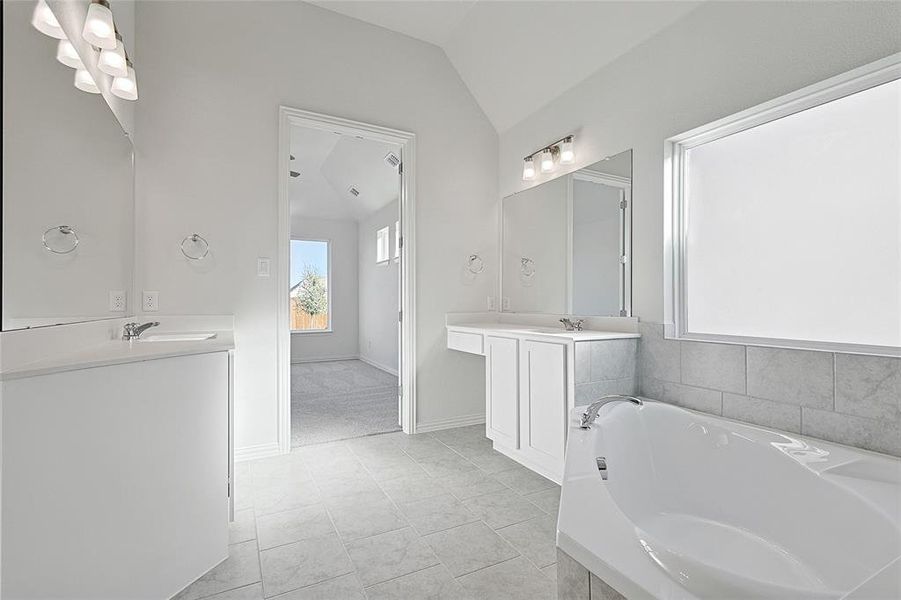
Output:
[[448, 321, 639, 483], [485, 335, 520, 449]]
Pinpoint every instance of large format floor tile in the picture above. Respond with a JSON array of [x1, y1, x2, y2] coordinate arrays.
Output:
[[181, 424, 563, 600]]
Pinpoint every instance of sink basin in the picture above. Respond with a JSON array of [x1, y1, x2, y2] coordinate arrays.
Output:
[[139, 333, 217, 342]]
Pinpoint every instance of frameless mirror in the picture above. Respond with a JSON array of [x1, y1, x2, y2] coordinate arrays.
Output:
[[2, 1, 134, 331], [501, 149, 632, 316]]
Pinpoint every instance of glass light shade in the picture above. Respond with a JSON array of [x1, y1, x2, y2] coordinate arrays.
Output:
[[559, 137, 575, 164], [111, 65, 137, 101], [32, 0, 66, 39], [539, 148, 554, 173], [56, 39, 84, 69], [82, 1, 116, 49], [74, 68, 100, 94], [98, 38, 127, 77], [522, 157, 535, 180]]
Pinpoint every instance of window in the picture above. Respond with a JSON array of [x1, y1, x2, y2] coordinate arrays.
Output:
[[395, 220, 400, 260], [666, 59, 900, 354], [376, 226, 390, 263], [290, 239, 330, 332]]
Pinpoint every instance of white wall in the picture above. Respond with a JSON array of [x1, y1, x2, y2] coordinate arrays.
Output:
[[290, 218, 359, 362], [499, 1, 901, 324], [134, 1, 497, 450], [358, 201, 399, 375]]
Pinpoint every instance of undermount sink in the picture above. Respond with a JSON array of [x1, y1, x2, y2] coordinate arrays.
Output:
[[139, 333, 217, 342]]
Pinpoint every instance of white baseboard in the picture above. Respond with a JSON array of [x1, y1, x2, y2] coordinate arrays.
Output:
[[234, 441, 282, 462], [415, 413, 485, 434], [358, 355, 399, 377], [291, 354, 359, 365]]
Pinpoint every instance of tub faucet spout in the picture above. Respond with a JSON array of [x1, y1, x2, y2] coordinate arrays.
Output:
[[580, 395, 643, 429]]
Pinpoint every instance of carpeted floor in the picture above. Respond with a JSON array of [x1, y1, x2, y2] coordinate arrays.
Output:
[[291, 359, 400, 447]]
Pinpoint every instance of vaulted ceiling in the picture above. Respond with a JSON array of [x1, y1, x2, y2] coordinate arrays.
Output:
[[309, 1, 702, 132]]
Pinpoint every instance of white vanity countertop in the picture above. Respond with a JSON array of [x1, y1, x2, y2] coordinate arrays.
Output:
[[0, 323, 235, 381], [447, 323, 640, 342]]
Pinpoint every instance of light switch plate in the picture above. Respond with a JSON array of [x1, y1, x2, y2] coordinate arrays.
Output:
[[109, 290, 126, 312], [487, 296, 497, 311], [257, 258, 271, 278], [502, 297, 511, 311], [142, 291, 160, 312]]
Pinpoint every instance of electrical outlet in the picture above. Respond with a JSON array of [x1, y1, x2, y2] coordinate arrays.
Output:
[[109, 290, 126, 312], [142, 291, 160, 312], [487, 296, 497, 311], [502, 297, 511, 311]]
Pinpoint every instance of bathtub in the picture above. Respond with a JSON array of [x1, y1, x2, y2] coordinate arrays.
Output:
[[557, 400, 901, 600]]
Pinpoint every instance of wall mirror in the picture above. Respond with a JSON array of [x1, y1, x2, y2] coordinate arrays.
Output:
[[501, 149, 632, 316], [2, 1, 135, 331]]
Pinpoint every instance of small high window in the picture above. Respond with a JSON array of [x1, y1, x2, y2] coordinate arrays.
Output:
[[376, 226, 390, 263]]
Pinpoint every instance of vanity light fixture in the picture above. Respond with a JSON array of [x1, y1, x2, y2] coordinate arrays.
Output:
[[74, 68, 101, 94], [82, 0, 116, 49], [522, 156, 536, 180], [539, 148, 554, 173], [521, 134, 576, 180], [98, 31, 128, 77], [111, 58, 138, 101], [559, 136, 575, 164], [32, 0, 66, 39], [56, 39, 84, 69]]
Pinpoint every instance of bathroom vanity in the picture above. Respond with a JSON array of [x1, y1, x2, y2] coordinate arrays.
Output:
[[0, 317, 235, 599], [446, 315, 638, 483]]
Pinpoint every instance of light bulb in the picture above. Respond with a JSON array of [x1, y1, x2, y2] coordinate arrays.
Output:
[[522, 157, 535, 180], [56, 39, 83, 69], [74, 68, 100, 94], [98, 33, 127, 77], [32, 0, 66, 39], [82, 0, 116, 49], [111, 60, 137, 101], [559, 136, 575, 164], [539, 148, 554, 173]]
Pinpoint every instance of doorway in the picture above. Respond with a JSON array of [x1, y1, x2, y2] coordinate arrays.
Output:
[[277, 107, 416, 451]]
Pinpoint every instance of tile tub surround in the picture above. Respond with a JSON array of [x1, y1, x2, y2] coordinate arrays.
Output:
[[637, 321, 901, 456], [574, 338, 639, 404], [174, 424, 559, 600]]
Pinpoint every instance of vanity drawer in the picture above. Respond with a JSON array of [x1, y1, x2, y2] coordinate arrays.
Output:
[[447, 330, 484, 355]]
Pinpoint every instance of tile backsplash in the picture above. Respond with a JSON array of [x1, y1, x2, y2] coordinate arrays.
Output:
[[637, 322, 901, 457]]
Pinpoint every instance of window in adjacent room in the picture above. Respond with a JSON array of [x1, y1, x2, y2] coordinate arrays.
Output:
[[290, 239, 330, 332], [395, 220, 400, 261], [376, 226, 390, 263]]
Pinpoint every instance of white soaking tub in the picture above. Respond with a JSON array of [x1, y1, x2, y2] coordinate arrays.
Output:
[[558, 400, 901, 600]]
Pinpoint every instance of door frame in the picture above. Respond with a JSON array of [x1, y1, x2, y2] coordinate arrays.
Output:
[[277, 106, 417, 454]]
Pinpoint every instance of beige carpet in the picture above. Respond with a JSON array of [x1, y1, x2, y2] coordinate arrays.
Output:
[[291, 359, 400, 447]]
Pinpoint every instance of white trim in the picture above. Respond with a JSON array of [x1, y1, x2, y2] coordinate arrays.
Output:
[[573, 170, 631, 188], [358, 356, 399, 377], [664, 53, 901, 356], [234, 442, 281, 463], [290, 354, 359, 365], [415, 413, 486, 433], [278, 106, 417, 455]]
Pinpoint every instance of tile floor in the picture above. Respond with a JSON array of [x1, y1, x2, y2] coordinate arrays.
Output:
[[174, 425, 559, 600], [291, 360, 401, 447]]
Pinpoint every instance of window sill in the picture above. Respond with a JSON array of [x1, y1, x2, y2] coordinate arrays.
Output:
[[291, 329, 333, 335]]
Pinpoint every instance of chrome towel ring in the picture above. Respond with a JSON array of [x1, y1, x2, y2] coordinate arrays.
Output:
[[42, 225, 79, 254]]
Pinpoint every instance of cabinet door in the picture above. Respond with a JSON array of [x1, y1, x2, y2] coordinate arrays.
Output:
[[485, 335, 519, 448], [522, 340, 567, 462]]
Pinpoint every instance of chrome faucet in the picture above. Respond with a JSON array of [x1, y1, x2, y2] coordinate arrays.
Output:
[[559, 318, 584, 331], [580, 395, 643, 429], [122, 321, 160, 340]]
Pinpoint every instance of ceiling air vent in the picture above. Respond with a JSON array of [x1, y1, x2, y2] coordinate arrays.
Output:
[[289, 170, 301, 178], [384, 152, 400, 169], [348, 186, 360, 197]]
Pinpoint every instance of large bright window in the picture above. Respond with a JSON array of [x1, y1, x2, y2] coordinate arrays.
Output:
[[290, 239, 330, 332], [666, 59, 900, 354]]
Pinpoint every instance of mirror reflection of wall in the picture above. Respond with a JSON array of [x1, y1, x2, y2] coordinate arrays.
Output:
[[501, 149, 631, 316], [2, 1, 135, 331]]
